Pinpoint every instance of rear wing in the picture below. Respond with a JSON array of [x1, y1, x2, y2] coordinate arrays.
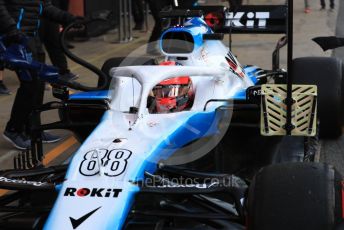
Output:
[[194, 5, 287, 34]]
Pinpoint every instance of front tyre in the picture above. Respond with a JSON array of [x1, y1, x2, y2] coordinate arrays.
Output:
[[247, 162, 343, 230]]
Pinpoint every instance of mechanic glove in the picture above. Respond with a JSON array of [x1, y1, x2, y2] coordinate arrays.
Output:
[[3, 29, 26, 47]]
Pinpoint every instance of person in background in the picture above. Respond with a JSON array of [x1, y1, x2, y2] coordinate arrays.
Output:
[[40, 0, 77, 80], [0, 70, 10, 95], [132, 0, 144, 31], [146, 0, 170, 55], [304, 0, 310, 13], [320, 0, 335, 11], [1, 0, 79, 150]]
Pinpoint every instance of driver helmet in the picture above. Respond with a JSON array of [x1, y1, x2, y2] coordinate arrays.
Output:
[[149, 61, 194, 113]]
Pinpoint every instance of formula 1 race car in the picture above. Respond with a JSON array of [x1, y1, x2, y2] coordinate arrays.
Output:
[[0, 1, 343, 230]]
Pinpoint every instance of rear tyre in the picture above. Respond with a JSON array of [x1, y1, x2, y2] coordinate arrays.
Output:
[[293, 57, 342, 139], [247, 162, 343, 230]]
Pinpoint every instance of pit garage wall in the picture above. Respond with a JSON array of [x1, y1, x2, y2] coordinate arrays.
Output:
[[69, 0, 84, 16]]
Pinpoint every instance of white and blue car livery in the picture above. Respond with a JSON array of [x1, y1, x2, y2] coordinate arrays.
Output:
[[44, 17, 262, 230]]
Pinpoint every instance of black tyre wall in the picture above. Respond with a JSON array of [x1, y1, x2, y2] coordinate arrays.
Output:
[[293, 57, 342, 138], [247, 162, 343, 230]]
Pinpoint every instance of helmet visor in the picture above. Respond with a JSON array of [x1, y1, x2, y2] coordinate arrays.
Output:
[[152, 84, 189, 99]]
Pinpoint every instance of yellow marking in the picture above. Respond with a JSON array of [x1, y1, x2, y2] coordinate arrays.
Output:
[[0, 136, 78, 197], [43, 136, 78, 165]]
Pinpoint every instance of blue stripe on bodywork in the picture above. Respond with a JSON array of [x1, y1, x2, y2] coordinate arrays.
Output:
[[243, 66, 259, 85], [134, 110, 220, 180], [68, 89, 248, 102], [69, 90, 110, 100], [233, 89, 247, 100]]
